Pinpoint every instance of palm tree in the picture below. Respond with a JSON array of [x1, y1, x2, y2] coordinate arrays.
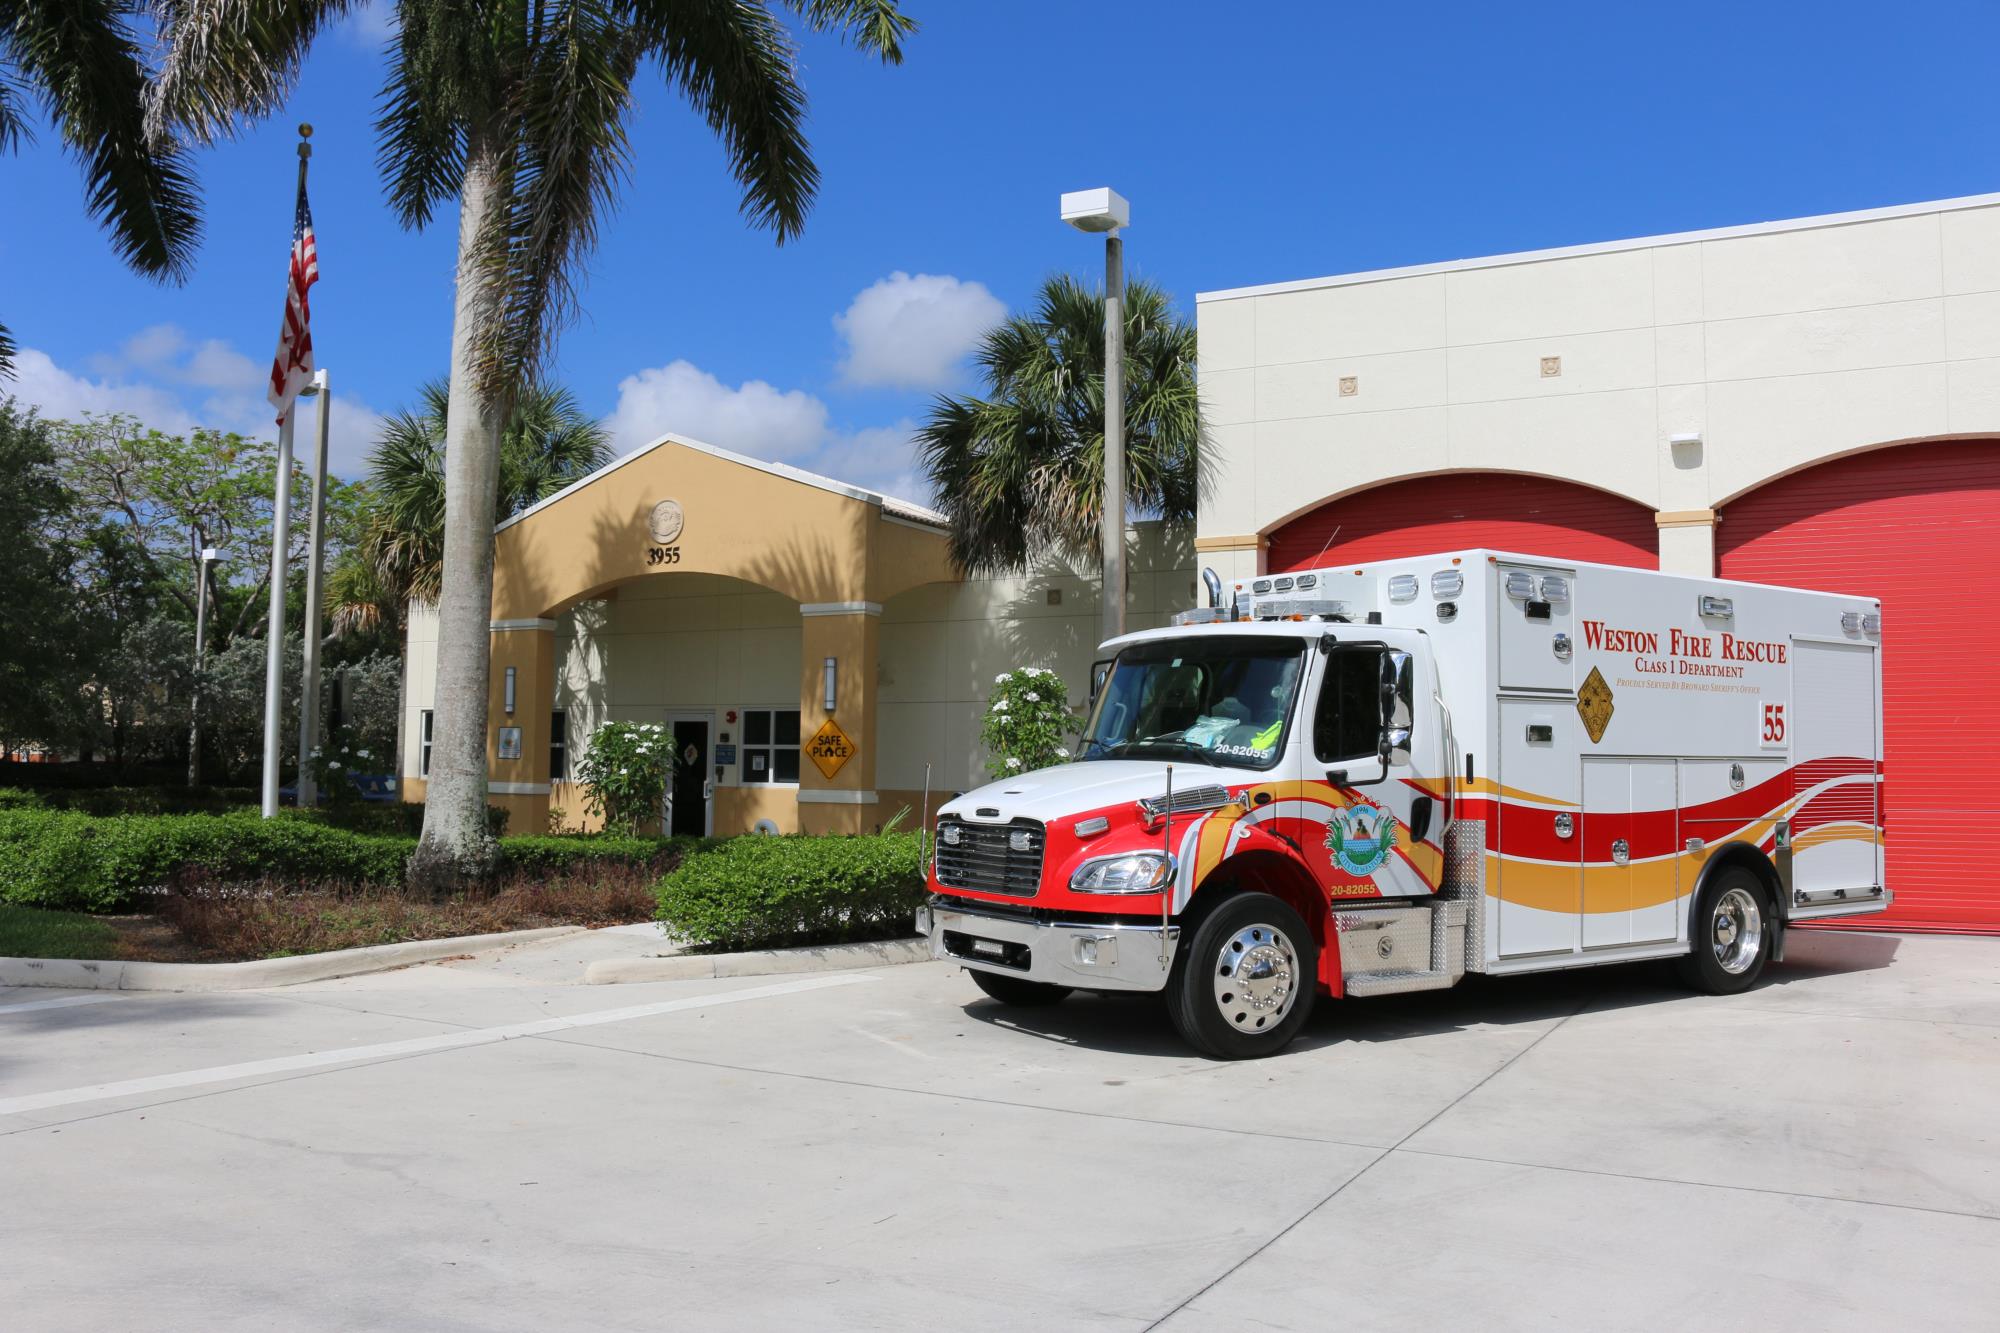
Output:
[[149, 1, 915, 885], [0, 0, 203, 377], [346, 379, 611, 617], [917, 274, 1207, 576]]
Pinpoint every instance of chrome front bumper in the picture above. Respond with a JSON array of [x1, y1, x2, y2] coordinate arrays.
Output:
[[919, 899, 1179, 993]]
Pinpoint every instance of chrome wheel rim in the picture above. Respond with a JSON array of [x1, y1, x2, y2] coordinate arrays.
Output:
[[1711, 886, 1763, 975], [1212, 923, 1299, 1033]]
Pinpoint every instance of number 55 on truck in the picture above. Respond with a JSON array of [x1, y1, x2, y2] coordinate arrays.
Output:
[[918, 550, 1887, 1059]]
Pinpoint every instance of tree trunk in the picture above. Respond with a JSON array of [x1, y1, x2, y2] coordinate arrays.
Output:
[[409, 147, 508, 890]]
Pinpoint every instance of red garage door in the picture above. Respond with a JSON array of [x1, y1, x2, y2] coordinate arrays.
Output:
[[1719, 441, 2000, 934], [1267, 472, 1659, 572]]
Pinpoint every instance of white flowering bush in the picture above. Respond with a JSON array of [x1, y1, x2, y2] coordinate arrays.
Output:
[[980, 667, 1075, 779], [577, 721, 676, 835], [307, 731, 383, 807]]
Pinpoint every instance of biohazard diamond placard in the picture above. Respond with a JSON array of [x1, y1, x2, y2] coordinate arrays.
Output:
[[1577, 666, 1615, 744], [805, 717, 858, 779]]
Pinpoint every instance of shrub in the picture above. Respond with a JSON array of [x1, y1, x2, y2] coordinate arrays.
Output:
[[297, 801, 509, 839], [0, 808, 691, 913], [654, 831, 923, 951], [500, 833, 710, 877], [576, 720, 675, 834], [980, 666, 1076, 778], [0, 788, 44, 810]]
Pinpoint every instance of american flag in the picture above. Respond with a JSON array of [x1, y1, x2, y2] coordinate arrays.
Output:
[[267, 172, 319, 423]]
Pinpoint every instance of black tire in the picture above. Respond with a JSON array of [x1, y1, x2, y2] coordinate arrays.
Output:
[[1675, 866, 1774, 995], [1166, 892, 1317, 1059], [967, 968, 1073, 1007]]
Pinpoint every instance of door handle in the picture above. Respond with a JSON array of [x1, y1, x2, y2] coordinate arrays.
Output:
[[1611, 838, 1629, 866], [1408, 795, 1434, 844]]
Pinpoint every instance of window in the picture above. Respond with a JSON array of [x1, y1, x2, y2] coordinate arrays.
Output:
[[1314, 648, 1386, 763], [1079, 637, 1306, 771], [419, 710, 434, 777], [739, 708, 801, 784], [549, 711, 568, 782]]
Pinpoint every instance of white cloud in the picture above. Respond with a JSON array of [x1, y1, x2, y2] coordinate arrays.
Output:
[[607, 359, 828, 460], [8, 337, 386, 481], [340, 0, 398, 46], [608, 360, 934, 507], [834, 271, 1003, 390]]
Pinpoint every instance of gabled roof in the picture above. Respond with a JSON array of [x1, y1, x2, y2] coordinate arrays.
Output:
[[495, 429, 948, 534]]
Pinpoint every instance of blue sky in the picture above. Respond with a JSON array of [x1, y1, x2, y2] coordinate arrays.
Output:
[[4, 0, 1995, 497]]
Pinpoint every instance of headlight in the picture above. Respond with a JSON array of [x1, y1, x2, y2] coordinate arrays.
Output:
[[1070, 852, 1175, 894]]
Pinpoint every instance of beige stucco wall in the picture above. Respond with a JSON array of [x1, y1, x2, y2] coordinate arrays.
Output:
[[878, 521, 1193, 796], [400, 523, 1198, 824], [1198, 195, 2000, 575]]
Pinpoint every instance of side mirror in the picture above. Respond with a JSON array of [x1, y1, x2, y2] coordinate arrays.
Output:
[[1378, 649, 1414, 767]]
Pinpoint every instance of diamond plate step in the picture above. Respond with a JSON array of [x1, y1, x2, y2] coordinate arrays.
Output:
[[1343, 968, 1457, 997]]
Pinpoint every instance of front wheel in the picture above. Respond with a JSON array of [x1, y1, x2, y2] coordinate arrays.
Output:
[[1675, 867, 1774, 995], [1166, 892, 1317, 1059], [967, 968, 1072, 1007]]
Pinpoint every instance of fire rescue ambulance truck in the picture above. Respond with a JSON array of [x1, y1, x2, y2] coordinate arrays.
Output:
[[918, 550, 1888, 1059]]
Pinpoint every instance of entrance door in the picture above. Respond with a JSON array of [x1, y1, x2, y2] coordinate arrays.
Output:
[[669, 718, 711, 837]]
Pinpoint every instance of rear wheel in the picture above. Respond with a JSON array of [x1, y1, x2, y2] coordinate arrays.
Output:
[[1166, 892, 1317, 1059], [967, 969, 1072, 1007], [1675, 867, 1774, 995]]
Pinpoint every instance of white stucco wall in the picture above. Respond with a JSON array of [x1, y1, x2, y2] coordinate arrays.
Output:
[[1197, 194, 2000, 574]]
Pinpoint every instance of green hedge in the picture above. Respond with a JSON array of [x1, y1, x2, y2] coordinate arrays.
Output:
[[0, 809, 692, 913], [654, 832, 923, 951], [0, 785, 258, 816], [0, 809, 412, 912], [500, 834, 712, 876]]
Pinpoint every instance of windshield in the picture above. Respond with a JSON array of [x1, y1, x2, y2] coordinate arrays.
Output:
[[1079, 636, 1306, 770]]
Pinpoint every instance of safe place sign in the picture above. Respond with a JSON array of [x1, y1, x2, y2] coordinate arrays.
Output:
[[805, 718, 858, 779]]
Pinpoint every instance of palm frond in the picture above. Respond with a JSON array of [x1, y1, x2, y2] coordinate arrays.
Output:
[[918, 273, 1210, 576], [9, 0, 202, 278], [0, 319, 14, 380], [629, 0, 819, 243], [482, 0, 638, 389], [146, 0, 361, 146], [374, 0, 469, 230], [782, 0, 917, 62]]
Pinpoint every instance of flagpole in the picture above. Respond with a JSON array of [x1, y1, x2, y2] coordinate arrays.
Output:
[[261, 127, 313, 818], [296, 368, 331, 806]]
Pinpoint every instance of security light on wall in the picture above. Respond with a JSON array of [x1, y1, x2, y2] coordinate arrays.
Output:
[[823, 657, 838, 713], [1669, 431, 1703, 449], [504, 666, 517, 715]]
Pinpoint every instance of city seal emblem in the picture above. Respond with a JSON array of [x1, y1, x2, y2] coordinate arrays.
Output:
[[1325, 799, 1398, 877]]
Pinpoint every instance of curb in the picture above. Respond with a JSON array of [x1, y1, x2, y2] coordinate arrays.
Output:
[[585, 936, 929, 984], [0, 926, 587, 993]]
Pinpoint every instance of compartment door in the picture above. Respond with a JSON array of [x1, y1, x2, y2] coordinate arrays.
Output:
[[1497, 564, 1577, 693], [1497, 698, 1581, 958], [1790, 639, 1882, 897], [1581, 758, 1679, 948]]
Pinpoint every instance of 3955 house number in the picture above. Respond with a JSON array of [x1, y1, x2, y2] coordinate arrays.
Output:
[[646, 545, 682, 566]]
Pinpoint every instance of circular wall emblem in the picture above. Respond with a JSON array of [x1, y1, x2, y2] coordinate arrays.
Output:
[[648, 499, 685, 545], [1325, 799, 1398, 878]]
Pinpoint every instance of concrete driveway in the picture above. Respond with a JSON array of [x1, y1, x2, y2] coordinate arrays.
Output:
[[2, 929, 1994, 1331]]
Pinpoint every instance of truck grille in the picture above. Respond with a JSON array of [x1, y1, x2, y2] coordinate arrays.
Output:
[[934, 817, 1044, 897]]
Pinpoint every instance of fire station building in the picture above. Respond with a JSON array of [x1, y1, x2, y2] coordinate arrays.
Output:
[[398, 437, 1190, 840], [1194, 192, 2000, 934]]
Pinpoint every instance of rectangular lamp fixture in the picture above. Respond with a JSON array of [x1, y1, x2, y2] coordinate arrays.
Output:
[[823, 657, 837, 713]]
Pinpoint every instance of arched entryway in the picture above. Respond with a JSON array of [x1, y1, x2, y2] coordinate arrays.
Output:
[[1266, 472, 1659, 571], [1719, 440, 2000, 935]]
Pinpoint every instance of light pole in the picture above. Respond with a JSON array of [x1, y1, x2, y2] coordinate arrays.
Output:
[[1062, 187, 1131, 647], [188, 544, 221, 787]]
